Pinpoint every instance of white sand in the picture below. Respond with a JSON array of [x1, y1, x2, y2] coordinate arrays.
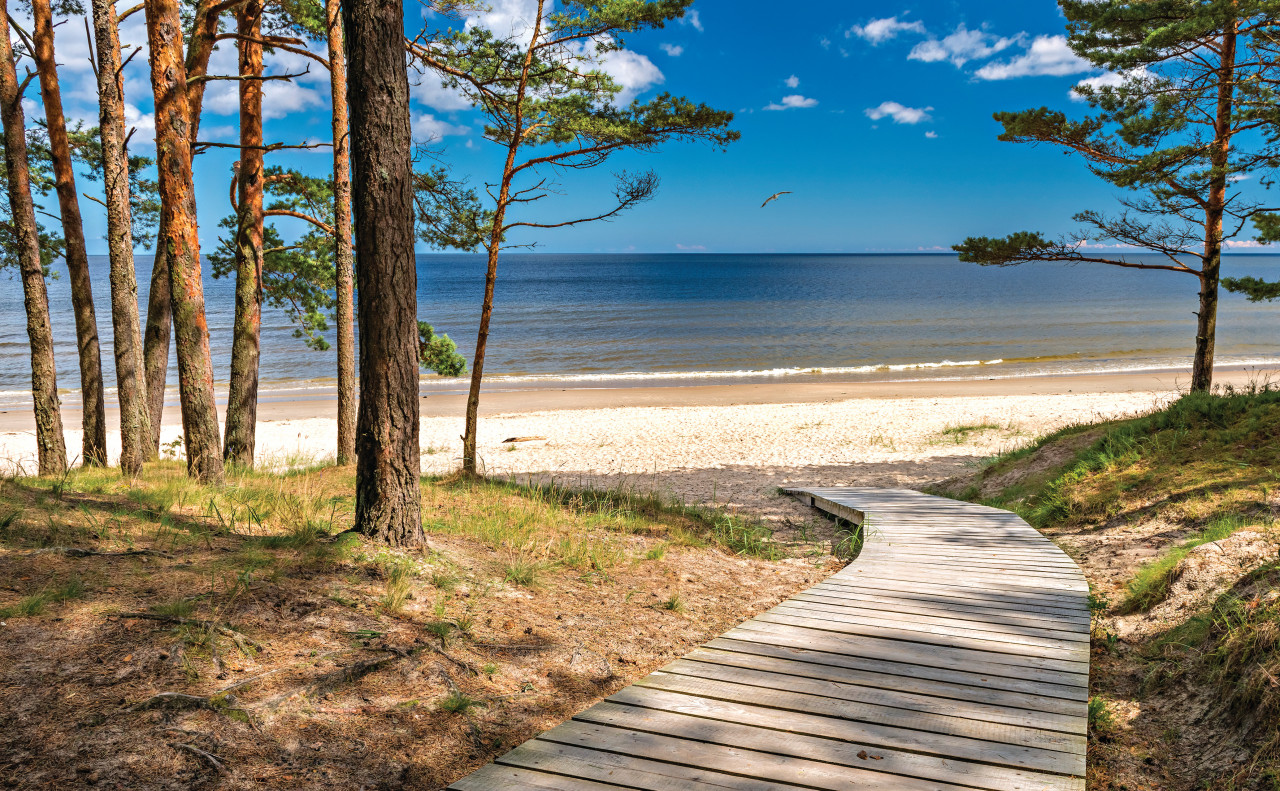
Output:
[[0, 387, 1170, 526]]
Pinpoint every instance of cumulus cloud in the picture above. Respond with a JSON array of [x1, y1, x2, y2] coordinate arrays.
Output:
[[462, 0, 663, 104], [865, 101, 933, 124], [847, 16, 926, 45], [679, 9, 703, 32], [601, 49, 664, 104], [925, 130, 938, 138], [908, 24, 1021, 67], [465, 0, 539, 38], [1070, 67, 1151, 100], [660, 43, 684, 57], [975, 35, 1091, 80], [412, 114, 471, 143], [410, 72, 473, 112], [764, 94, 819, 111], [785, 75, 800, 88]]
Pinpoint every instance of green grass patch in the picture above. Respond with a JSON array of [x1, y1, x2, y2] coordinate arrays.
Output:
[[0, 576, 85, 618], [1121, 514, 1271, 613]]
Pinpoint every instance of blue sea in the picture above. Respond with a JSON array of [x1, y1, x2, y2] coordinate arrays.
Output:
[[3, 252, 1280, 406]]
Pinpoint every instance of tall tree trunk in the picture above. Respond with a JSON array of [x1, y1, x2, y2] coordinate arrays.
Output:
[[327, 0, 356, 466], [91, 0, 151, 477], [142, 0, 229, 455], [142, 227, 171, 453], [145, 0, 224, 484], [223, 0, 264, 467], [31, 0, 107, 466], [0, 3, 65, 476], [463, 4, 543, 475], [344, 0, 422, 545], [1193, 17, 1238, 393]]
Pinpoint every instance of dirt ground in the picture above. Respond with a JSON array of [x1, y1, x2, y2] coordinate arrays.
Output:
[[0, 470, 841, 790]]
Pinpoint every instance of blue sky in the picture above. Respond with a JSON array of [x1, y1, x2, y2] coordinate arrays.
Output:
[[28, 0, 1272, 254]]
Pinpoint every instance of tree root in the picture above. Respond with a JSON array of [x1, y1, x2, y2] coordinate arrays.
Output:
[[127, 691, 223, 713], [169, 742, 231, 776], [113, 612, 264, 653], [21, 547, 173, 558]]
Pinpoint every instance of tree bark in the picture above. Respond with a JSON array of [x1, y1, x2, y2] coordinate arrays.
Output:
[[0, 3, 66, 476], [327, 0, 356, 466], [142, 223, 171, 453], [463, 3, 543, 475], [31, 0, 107, 466], [91, 0, 151, 477], [344, 0, 423, 545], [142, 0, 231, 455], [223, 0, 264, 468], [1192, 16, 1238, 393], [145, 0, 224, 484]]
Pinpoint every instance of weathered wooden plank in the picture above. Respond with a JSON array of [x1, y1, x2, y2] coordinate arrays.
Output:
[[732, 620, 1089, 687], [751, 611, 1092, 667], [823, 571, 1090, 606], [451, 764, 633, 791], [793, 589, 1091, 631], [498, 739, 802, 791], [649, 660, 1088, 739], [775, 598, 1092, 646], [580, 696, 1083, 790], [718, 627, 1089, 701], [538, 719, 995, 791], [813, 578, 1091, 618], [693, 643, 1088, 717], [839, 564, 1088, 594]]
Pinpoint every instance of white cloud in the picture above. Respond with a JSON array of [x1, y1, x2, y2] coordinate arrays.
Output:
[[785, 75, 800, 88], [602, 49, 664, 104], [679, 9, 703, 32], [410, 72, 473, 112], [465, 0, 539, 39], [908, 24, 1021, 67], [847, 16, 926, 45], [123, 103, 156, 141], [865, 101, 933, 124], [412, 114, 470, 142], [925, 130, 938, 138], [975, 35, 1091, 80], [262, 80, 325, 121], [660, 43, 684, 57], [820, 37, 831, 49], [1070, 67, 1151, 100], [764, 94, 818, 111]]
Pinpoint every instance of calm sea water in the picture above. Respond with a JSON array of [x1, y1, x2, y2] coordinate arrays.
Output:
[[3, 252, 1280, 406]]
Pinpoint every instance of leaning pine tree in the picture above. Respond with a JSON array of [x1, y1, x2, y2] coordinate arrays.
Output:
[[410, 0, 739, 474], [954, 0, 1280, 393]]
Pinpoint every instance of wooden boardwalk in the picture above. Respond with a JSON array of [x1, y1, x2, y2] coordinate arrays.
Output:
[[449, 487, 1090, 791]]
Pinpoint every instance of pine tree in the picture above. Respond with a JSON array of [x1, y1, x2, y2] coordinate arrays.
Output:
[[954, 1, 1280, 392], [0, 1, 65, 476], [344, 0, 423, 545], [411, 0, 738, 474]]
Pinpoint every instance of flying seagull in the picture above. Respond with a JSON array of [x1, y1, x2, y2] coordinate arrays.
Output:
[[761, 191, 792, 208]]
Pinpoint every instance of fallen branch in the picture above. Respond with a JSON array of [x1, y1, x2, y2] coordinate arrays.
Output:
[[127, 692, 220, 713], [21, 547, 172, 558], [169, 742, 231, 776], [113, 613, 264, 653]]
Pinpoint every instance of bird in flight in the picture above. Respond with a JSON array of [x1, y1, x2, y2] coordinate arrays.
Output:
[[761, 191, 792, 208]]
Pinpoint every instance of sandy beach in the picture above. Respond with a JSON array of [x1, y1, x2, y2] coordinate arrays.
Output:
[[2, 366, 1273, 525]]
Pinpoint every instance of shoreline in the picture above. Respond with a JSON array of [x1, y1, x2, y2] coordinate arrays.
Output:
[[0, 364, 1270, 431], [1, 366, 1272, 524]]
